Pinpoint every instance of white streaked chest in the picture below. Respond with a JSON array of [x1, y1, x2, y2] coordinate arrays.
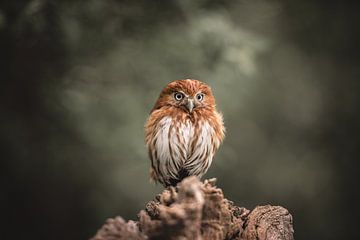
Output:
[[176, 118, 193, 150], [155, 116, 214, 160], [155, 117, 193, 156]]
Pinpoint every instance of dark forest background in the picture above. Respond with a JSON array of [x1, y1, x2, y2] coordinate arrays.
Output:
[[1, 1, 359, 239]]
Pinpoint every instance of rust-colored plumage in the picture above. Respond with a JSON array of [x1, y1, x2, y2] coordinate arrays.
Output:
[[145, 79, 225, 187]]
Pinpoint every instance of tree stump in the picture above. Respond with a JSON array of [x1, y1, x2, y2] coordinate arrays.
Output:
[[90, 177, 294, 240]]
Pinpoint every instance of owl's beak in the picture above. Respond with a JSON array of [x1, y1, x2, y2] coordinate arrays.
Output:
[[185, 99, 195, 113]]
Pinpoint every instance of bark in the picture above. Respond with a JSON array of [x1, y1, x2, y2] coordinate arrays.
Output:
[[91, 177, 294, 240]]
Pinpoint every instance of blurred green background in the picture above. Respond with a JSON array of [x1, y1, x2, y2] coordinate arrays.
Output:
[[1, 1, 359, 239]]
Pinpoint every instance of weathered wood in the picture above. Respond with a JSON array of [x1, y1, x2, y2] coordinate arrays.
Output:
[[91, 177, 294, 240]]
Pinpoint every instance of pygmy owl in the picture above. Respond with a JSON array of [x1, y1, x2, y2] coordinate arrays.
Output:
[[145, 79, 225, 187]]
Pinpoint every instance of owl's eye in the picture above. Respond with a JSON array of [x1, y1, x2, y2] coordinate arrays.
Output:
[[196, 93, 204, 101], [174, 92, 184, 101]]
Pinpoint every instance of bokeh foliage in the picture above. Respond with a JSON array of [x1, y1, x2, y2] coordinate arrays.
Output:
[[1, 1, 359, 239]]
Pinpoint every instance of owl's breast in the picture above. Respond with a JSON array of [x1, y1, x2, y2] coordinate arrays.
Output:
[[174, 118, 194, 156], [147, 113, 221, 183], [172, 117, 217, 162]]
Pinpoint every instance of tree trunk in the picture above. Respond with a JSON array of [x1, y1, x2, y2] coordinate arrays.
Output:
[[90, 177, 294, 240]]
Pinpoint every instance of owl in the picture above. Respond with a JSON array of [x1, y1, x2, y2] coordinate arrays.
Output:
[[145, 79, 225, 187]]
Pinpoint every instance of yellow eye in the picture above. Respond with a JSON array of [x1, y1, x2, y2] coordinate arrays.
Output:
[[196, 93, 204, 101], [174, 92, 184, 101]]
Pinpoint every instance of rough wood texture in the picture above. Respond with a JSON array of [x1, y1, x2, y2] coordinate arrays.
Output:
[[91, 177, 294, 240]]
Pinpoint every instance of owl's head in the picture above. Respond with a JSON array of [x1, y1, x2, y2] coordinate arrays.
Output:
[[152, 79, 216, 113]]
